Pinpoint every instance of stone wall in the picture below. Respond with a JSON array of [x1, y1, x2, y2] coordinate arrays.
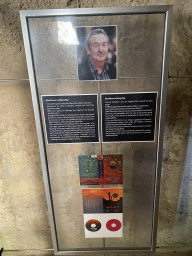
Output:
[[0, 0, 192, 255]]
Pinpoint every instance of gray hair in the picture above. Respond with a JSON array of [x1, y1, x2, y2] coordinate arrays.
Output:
[[84, 28, 109, 49]]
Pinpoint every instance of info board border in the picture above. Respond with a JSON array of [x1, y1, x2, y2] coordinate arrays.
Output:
[[20, 5, 173, 255]]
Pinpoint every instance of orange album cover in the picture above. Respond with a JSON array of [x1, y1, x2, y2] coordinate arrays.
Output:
[[82, 188, 123, 214]]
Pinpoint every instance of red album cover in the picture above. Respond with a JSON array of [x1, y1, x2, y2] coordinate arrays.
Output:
[[101, 155, 123, 184]]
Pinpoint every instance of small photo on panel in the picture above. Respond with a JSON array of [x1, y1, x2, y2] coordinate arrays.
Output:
[[76, 26, 117, 81]]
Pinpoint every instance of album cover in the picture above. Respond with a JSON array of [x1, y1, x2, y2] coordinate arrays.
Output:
[[78, 155, 123, 185], [102, 155, 123, 184], [78, 155, 100, 185], [82, 188, 123, 238], [82, 188, 123, 214]]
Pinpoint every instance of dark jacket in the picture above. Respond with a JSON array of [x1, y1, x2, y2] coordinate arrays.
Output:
[[78, 56, 117, 81]]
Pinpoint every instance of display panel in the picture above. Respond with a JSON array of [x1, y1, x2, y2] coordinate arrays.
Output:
[[101, 92, 157, 142], [20, 5, 172, 255], [42, 94, 99, 144]]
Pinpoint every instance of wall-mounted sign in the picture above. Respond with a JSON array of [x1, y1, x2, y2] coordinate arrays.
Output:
[[42, 94, 99, 144], [101, 92, 157, 142], [20, 5, 172, 255]]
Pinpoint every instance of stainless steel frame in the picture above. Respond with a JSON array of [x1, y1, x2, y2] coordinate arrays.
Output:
[[20, 5, 173, 255]]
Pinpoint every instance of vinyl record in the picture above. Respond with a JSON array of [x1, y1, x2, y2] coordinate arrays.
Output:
[[86, 219, 101, 232], [106, 219, 122, 232]]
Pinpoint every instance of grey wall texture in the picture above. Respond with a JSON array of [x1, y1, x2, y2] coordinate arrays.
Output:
[[0, 0, 192, 256]]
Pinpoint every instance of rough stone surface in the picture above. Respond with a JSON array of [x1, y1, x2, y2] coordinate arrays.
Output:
[[157, 77, 192, 245], [0, 0, 192, 254], [0, 81, 52, 249]]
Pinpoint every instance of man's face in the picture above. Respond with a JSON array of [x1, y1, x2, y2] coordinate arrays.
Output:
[[86, 33, 108, 64]]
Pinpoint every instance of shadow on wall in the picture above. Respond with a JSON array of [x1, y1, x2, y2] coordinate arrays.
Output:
[[158, 5, 192, 234], [174, 117, 192, 243]]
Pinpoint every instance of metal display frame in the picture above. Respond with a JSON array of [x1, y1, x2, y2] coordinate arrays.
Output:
[[20, 5, 173, 255]]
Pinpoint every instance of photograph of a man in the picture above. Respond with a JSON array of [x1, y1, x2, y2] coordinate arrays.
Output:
[[76, 26, 117, 81]]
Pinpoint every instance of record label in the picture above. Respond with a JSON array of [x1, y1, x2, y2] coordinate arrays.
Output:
[[106, 219, 122, 232], [86, 219, 101, 232]]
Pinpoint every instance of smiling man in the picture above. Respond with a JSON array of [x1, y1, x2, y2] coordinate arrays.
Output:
[[78, 28, 117, 81]]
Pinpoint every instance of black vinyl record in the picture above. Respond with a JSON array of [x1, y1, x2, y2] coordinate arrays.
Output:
[[86, 219, 101, 232]]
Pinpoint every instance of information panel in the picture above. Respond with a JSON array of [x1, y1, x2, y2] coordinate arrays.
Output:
[[20, 5, 172, 255], [101, 92, 157, 142], [42, 94, 99, 144]]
